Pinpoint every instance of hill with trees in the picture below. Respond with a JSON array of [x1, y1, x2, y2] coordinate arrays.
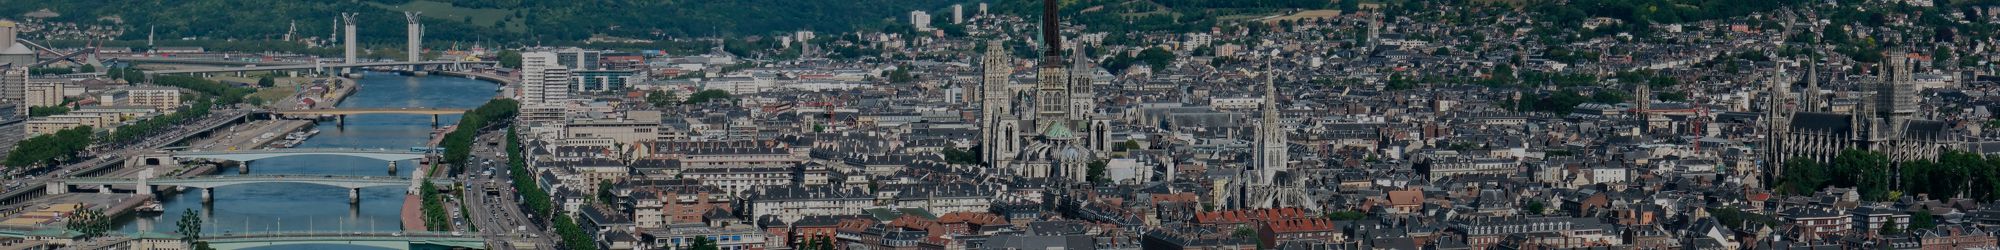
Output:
[[0, 0, 978, 44]]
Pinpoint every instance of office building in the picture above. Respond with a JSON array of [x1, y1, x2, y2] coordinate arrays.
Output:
[[555, 48, 602, 70], [572, 70, 638, 94], [522, 51, 572, 104]]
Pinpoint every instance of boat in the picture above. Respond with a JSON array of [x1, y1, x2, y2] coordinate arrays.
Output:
[[134, 201, 164, 213]]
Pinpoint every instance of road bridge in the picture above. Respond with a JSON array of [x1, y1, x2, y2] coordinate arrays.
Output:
[[55, 174, 452, 203], [268, 108, 466, 126], [0, 230, 486, 250], [202, 231, 488, 250], [105, 57, 308, 67], [144, 61, 497, 78], [172, 148, 427, 173]]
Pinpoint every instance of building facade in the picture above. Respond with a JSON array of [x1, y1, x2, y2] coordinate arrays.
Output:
[[521, 51, 572, 104]]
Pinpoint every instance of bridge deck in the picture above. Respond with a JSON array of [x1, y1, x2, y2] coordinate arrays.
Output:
[[147, 61, 497, 74]]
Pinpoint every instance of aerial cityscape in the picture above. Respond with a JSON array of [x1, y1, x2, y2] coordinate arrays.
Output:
[[0, 0, 1996, 249]]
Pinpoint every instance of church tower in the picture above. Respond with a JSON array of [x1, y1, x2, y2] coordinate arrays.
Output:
[[1068, 43, 1095, 121], [1880, 49, 1917, 133], [981, 40, 1020, 169]]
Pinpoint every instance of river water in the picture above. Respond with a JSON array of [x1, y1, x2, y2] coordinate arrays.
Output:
[[115, 72, 498, 249]]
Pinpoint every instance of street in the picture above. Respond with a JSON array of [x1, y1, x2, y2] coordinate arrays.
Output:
[[461, 128, 556, 249]]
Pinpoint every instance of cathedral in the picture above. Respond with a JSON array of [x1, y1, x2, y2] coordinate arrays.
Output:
[[1769, 49, 1952, 184], [979, 0, 1111, 183]]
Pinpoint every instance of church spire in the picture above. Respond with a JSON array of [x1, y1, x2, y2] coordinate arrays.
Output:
[[1804, 59, 1820, 112], [1256, 74, 1287, 186]]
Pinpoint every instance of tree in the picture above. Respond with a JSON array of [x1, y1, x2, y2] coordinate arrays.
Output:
[[1114, 140, 1142, 152], [645, 90, 679, 108], [1831, 150, 1892, 201], [28, 106, 69, 117], [1087, 160, 1109, 184], [684, 90, 733, 104], [941, 147, 982, 165], [78, 64, 95, 73], [257, 76, 276, 87], [1880, 217, 1901, 235], [1591, 90, 1628, 104], [176, 208, 203, 244], [1339, 0, 1362, 13], [1780, 157, 1827, 195], [64, 207, 111, 240], [887, 67, 915, 83], [802, 236, 835, 250], [1523, 200, 1547, 215], [498, 50, 523, 69], [1909, 212, 1936, 231], [1136, 47, 1176, 71], [689, 235, 720, 250], [597, 180, 617, 205]]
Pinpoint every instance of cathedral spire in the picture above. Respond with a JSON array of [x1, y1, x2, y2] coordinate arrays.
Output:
[[1039, 0, 1063, 65]]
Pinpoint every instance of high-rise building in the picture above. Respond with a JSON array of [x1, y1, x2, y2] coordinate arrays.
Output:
[[554, 48, 602, 70], [1, 67, 24, 108], [521, 52, 572, 104], [911, 11, 933, 32], [952, 4, 965, 24]]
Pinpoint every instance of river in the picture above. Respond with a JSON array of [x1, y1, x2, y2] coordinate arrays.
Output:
[[115, 71, 499, 249]]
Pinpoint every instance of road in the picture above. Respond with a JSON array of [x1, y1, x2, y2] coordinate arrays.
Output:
[[461, 128, 555, 249]]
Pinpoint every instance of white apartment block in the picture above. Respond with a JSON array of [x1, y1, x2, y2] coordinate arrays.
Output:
[[521, 51, 572, 104]]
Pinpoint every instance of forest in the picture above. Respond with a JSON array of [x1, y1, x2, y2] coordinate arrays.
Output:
[[0, 0, 976, 44]]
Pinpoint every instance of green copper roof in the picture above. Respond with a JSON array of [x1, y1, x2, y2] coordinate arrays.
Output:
[[1045, 122, 1073, 138]]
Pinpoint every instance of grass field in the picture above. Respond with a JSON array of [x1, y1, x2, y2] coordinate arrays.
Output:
[[367, 1, 526, 32]]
